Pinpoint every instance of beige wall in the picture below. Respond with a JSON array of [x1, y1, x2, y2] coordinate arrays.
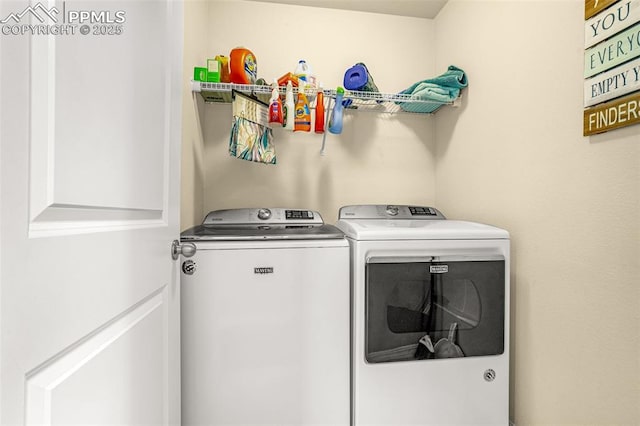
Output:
[[182, 0, 438, 228], [181, 0, 640, 423], [435, 0, 640, 424]]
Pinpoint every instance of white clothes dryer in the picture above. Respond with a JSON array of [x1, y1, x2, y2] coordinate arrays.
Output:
[[336, 205, 510, 426], [180, 208, 350, 426]]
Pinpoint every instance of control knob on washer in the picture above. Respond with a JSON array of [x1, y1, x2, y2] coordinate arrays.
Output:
[[386, 205, 399, 216], [257, 208, 272, 220]]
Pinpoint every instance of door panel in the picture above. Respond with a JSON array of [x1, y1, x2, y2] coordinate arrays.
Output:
[[1, 0, 183, 424], [29, 1, 173, 236], [27, 290, 166, 425]]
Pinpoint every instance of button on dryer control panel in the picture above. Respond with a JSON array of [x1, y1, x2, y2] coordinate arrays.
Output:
[[385, 205, 400, 216]]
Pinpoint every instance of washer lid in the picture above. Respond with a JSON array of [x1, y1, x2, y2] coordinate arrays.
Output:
[[336, 219, 509, 240], [181, 208, 345, 241], [336, 205, 507, 240]]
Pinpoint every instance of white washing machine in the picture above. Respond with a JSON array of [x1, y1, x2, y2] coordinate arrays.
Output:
[[336, 205, 510, 426], [180, 208, 350, 426]]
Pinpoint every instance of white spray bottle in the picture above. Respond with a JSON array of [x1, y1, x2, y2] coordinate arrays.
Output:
[[283, 80, 295, 131]]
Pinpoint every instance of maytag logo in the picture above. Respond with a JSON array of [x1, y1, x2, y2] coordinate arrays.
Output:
[[430, 264, 449, 274], [254, 267, 274, 274]]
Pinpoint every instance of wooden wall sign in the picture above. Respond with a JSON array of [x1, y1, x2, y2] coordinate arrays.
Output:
[[584, 22, 640, 78], [586, 0, 620, 19], [585, 57, 640, 106], [584, 0, 640, 136], [584, 90, 640, 135], [585, 0, 640, 47]]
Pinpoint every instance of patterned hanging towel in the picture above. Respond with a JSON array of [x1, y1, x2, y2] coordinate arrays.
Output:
[[228, 90, 276, 165]]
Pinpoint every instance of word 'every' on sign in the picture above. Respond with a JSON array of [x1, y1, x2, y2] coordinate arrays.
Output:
[[584, 22, 640, 78]]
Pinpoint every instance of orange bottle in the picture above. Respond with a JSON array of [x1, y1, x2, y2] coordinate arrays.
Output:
[[229, 47, 257, 84]]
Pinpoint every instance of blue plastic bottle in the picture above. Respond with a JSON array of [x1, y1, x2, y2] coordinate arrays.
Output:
[[328, 87, 345, 134]]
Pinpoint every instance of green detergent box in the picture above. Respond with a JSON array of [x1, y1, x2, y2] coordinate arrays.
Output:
[[206, 58, 220, 82], [193, 67, 207, 82]]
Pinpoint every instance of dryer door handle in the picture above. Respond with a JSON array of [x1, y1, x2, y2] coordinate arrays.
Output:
[[171, 240, 196, 260]]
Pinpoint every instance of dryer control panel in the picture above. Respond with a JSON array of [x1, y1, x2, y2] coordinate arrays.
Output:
[[338, 205, 446, 220]]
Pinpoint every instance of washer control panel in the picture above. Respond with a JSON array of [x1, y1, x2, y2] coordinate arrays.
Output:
[[338, 205, 446, 220], [203, 208, 322, 226]]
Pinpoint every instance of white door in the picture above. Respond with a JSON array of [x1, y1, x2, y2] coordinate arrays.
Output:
[[0, 0, 183, 424]]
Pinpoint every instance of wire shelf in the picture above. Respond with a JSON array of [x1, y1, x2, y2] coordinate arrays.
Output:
[[192, 81, 456, 114]]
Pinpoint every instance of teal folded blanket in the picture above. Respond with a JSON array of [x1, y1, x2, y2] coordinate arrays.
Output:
[[397, 65, 467, 113]]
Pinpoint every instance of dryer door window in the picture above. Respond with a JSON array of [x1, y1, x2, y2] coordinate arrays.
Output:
[[365, 256, 505, 363]]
